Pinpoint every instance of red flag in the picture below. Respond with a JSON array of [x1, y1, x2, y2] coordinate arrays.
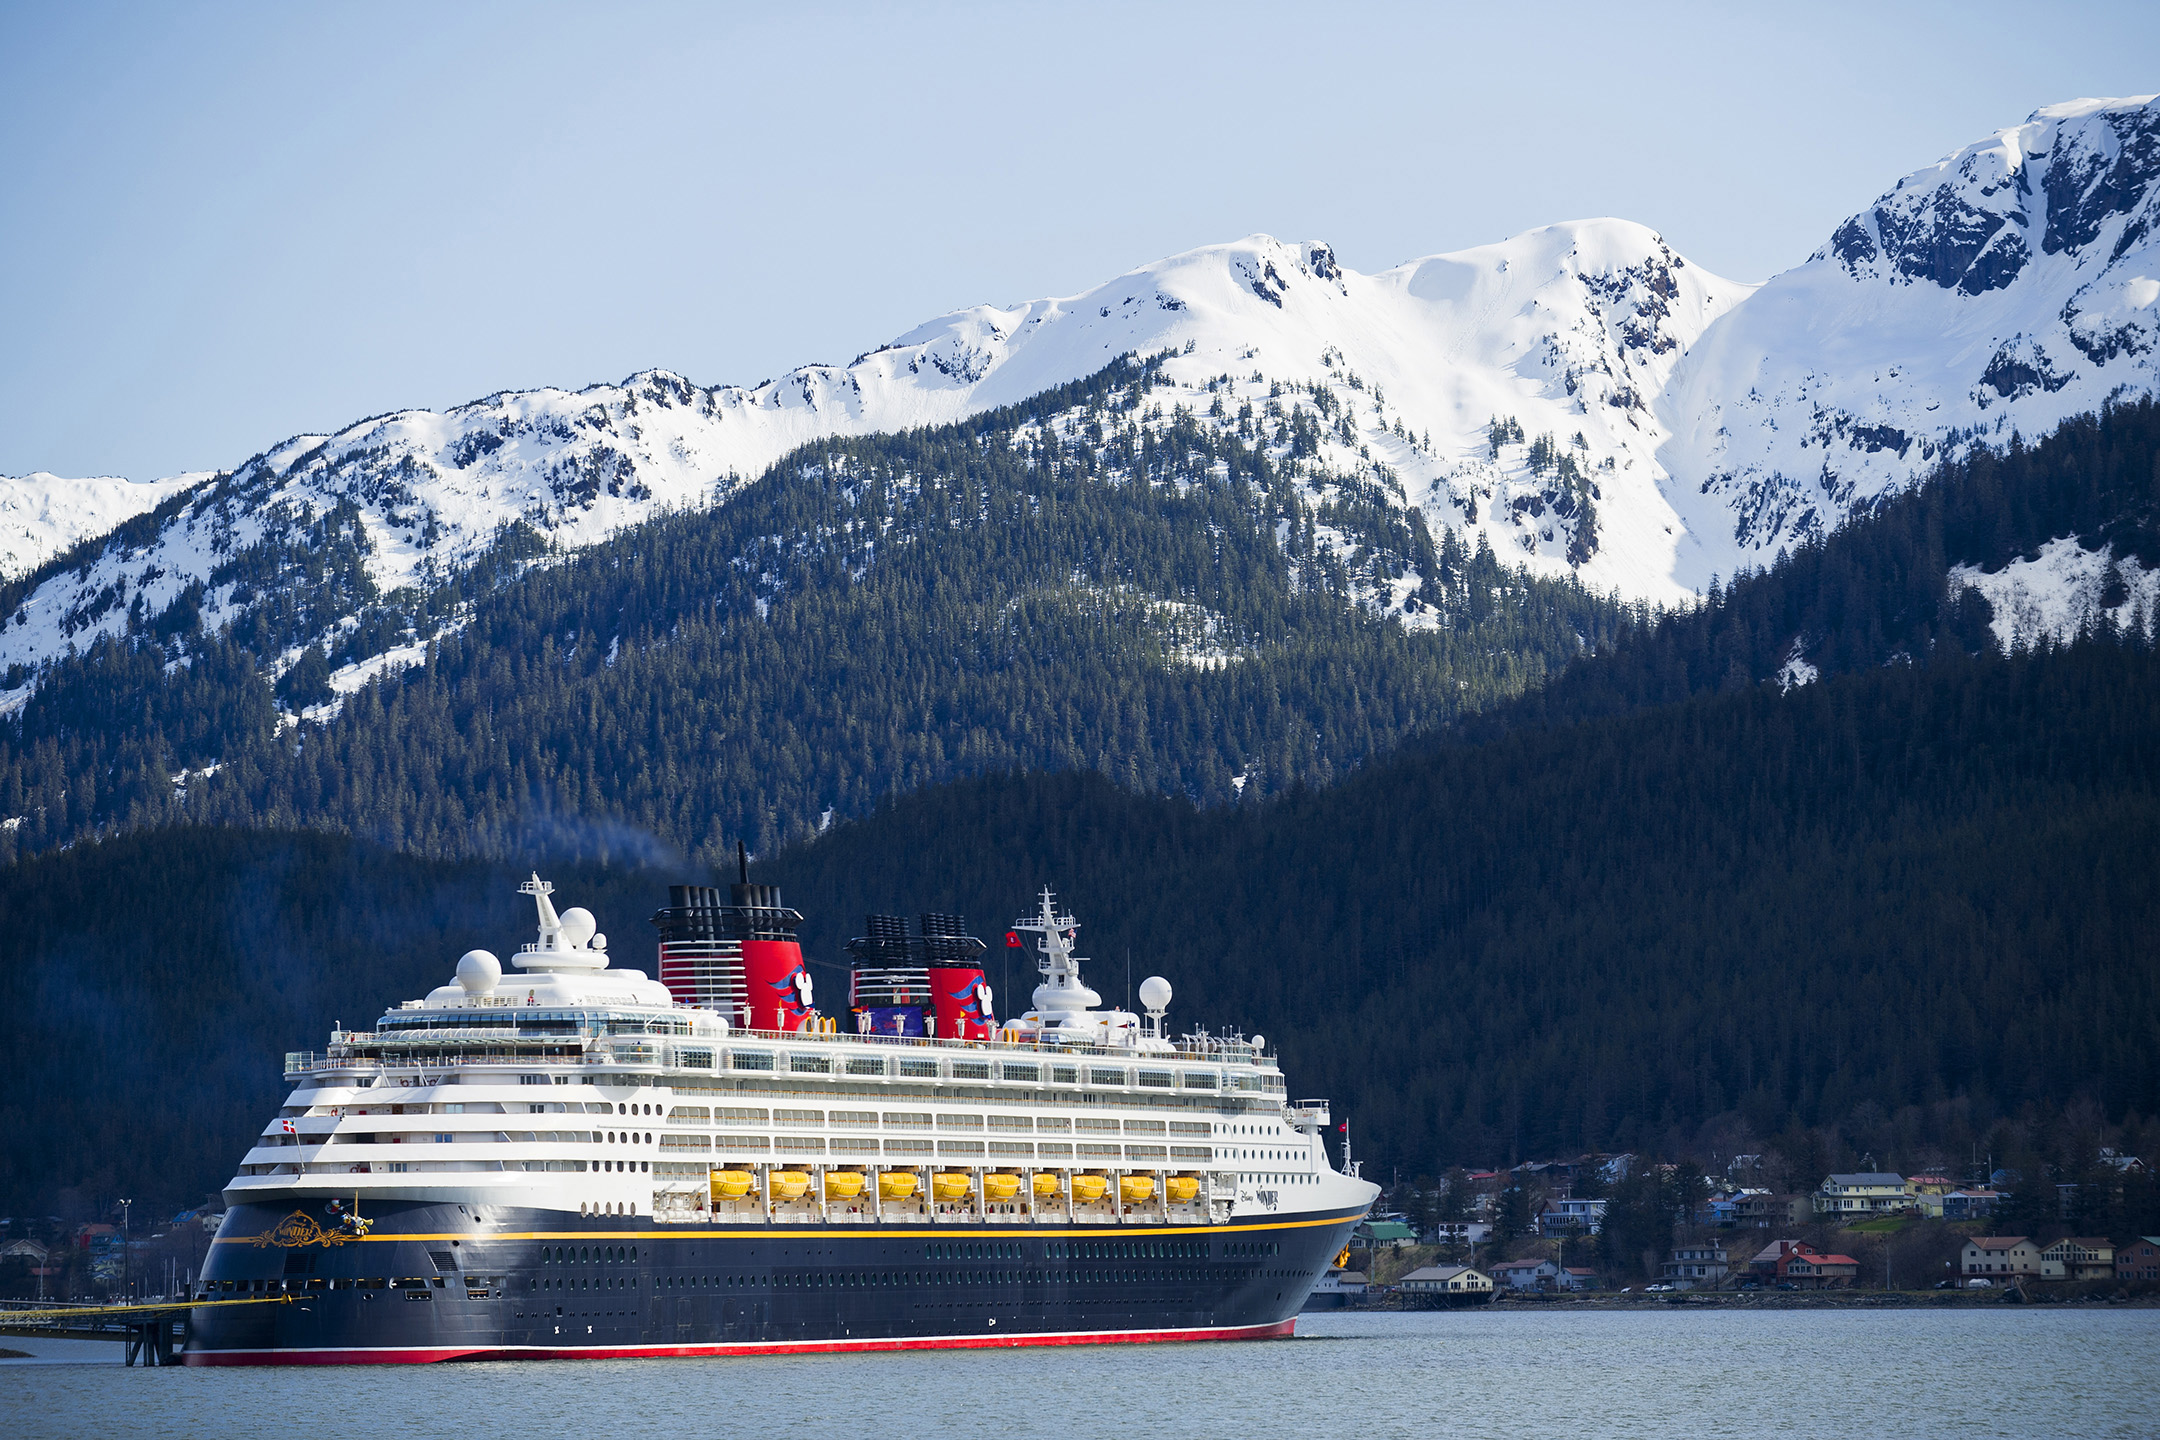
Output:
[[1005, 931, 1021, 947], [1338, 1122, 1348, 1133]]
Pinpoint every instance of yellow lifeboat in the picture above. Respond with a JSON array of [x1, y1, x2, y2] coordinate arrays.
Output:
[[931, 1172, 973, 1202], [982, 1173, 1021, 1203], [1166, 1175, 1200, 1203], [1119, 1175, 1155, 1204], [1032, 1172, 1062, 1198], [769, 1170, 811, 1201], [1069, 1174, 1107, 1203], [710, 1169, 754, 1200], [877, 1171, 919, 1201], [823, 1171, 866, 1201]]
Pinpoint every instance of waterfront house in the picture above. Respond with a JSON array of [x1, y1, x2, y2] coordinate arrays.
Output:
[[1940, 1189, 2001, 1221], [1490, 1258, 1560, 1291], [1747, 1239, 1855, 1287], [1663, 1242, 1733, 1289], [1399, 1264, 1494, 1296], [1779, 1247, 1858, 1288], [2038, 1237, 2115, 1281], [1813, 1172, 1911, 1217], [2114, 1238, 2160, 1281], [1557, 1266, 1600, 1291], [1961, 1236, 2040, 1280]]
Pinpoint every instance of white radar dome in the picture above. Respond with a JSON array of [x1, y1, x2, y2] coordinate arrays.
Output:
[[1138, 976, 1173, 1012], [1249, 1033, 1266, 1052], [558, 907, 597, 948], [589, 932, 607, 952], [457, 949, 502, 996]]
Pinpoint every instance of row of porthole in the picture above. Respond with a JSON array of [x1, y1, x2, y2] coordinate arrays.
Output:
[[1048, 1239, 1213, 1261], [925, 1242, 1024, 1261]]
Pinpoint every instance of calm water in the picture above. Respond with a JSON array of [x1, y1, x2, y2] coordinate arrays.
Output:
[[3, 1308, 2154, 1438]]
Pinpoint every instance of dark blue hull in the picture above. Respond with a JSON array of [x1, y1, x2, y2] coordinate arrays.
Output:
[[188, 1201, 1364, 1364]]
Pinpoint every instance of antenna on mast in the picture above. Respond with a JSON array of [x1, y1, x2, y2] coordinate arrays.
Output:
[[737, 840, 749, 885]]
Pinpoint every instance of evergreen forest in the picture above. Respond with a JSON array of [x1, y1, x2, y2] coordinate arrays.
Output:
[[2, 389, 2158, 1221]]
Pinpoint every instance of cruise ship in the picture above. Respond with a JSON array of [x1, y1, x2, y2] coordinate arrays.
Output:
[[188, 869, 1377, 1364]]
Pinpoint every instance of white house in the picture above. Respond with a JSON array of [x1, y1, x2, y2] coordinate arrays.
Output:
[[1662, 1242, 1733, 1289], [1537, 1197, 1608, 1235], [1961, 1236, 2040, 1280], [1813, 1173, 1910, 1216], [1398, 1264, 1494, 1296], [1490, 1258, 1560, 1291]]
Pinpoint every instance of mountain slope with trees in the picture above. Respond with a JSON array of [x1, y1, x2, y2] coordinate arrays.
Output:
[[4, 635, 2153, 1222], [0, 355, 1632, 864]]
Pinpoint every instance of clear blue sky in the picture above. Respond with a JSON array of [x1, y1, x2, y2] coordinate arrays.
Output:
[[3, 0, 2154, 480]]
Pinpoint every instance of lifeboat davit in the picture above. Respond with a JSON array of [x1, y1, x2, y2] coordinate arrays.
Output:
[[823, 1171, 866, 1200], [1032, 1172, 1062, 1198], [710, 1169, 754, 1200], [877, 1171, 919, 1201], [1166, 1175, 1200, 1203], [982, 1173, 1021, 1202], [931, 1172, 973, 1202], [1119, 1175, 1155, 1204], [769, 1170, 812, 1201], [1069, 1174, 1107, 1203]]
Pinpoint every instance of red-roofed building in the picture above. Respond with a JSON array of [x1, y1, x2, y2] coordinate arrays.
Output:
[[1748, 1239, 1857, 1288]]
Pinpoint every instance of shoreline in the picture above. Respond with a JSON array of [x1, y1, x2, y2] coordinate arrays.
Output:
[[1345, 1289, 2160, 1312]]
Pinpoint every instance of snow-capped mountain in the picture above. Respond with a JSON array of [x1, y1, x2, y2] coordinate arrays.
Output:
[[6, 92, 2156, 689], [0, 220, 1742, 682], [1661, 94, 2160, 581]]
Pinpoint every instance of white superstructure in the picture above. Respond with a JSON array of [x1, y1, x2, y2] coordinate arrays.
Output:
[[238, 878, 1369, 1231]]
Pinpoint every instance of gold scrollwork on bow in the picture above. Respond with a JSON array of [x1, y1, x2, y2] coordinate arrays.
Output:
[[248, 1211, 354, 1248]]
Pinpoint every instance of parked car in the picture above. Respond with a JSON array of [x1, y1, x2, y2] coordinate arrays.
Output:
[[1645, 1283, 1673, 1292], [1965, 1278, 1993, 1288]]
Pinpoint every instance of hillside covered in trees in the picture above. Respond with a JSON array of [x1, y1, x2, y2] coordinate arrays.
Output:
[[4, 634, 2154, 1219], [0, 355, 1632, 865]]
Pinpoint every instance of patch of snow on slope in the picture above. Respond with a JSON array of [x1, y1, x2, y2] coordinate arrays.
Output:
[[1951, 537, 2160, 648], [0, 472, 210, 578], [1777, 640, 1820, 690]]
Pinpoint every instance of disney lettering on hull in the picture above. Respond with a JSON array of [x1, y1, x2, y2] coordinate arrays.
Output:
[[190, 873, 1377, 1364]]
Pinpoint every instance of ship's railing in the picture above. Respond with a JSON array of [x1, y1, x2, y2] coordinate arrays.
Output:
[[726, 1026, 1274, 1067], [288, 1025, 1282, 1076]]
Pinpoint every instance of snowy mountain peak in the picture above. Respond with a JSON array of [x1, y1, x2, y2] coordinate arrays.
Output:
[[1659, 95, 2160, 586]]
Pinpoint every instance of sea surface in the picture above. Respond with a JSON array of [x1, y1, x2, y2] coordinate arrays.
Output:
[[3, 1307, 2153, 1439]]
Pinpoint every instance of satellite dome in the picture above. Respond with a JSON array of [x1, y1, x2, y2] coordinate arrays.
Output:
[[457, 949, 501, 996], [1138, 976, 1173, 1012], [558, 907, 597, 948]]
